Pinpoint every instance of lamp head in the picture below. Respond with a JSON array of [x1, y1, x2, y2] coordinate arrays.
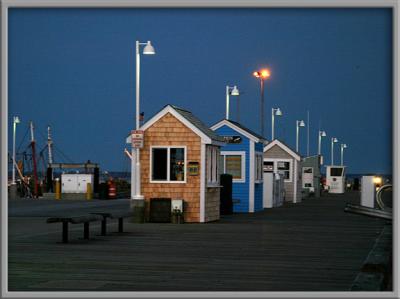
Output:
[[342, 143, 347, 148], [298, 120, 305, 127], [275, 108, 283, 116], [143, 41, 155, 55], [320, 130, 326, 137], [253, 69, 270, 79], [14, 116, 20, 124], [231, 86, 240, 96], [333, 137, 338, 143]]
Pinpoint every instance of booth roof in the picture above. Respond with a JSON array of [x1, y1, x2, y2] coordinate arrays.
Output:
[[169, 105, 225, 143]]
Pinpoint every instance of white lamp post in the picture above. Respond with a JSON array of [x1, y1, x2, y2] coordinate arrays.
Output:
[[296, 120, 305, 152], [331, 137, 338, 165], [131, 40, 155, 201], [225, 85, 240, 120], [340, 143, 347, 166], [12, 116, 20, 184], [271, 107, 282, 140], [317, 130, 326, 156]]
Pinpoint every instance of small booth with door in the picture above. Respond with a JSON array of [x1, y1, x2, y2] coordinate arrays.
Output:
[[126, 105, 225, 223], [263, 139, 302, 203], [300, 155, 322, 198], [211, 119, 266, 213]]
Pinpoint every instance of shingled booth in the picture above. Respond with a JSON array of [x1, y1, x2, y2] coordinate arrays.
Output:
[[126, 105, 225, 223]]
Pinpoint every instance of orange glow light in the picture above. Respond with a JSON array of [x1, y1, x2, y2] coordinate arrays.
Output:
[[253, 69, 271, 79]]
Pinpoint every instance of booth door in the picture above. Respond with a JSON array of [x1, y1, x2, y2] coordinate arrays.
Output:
[[263, 172, 274, 208]]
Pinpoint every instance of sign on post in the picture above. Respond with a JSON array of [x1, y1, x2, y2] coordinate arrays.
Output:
[[131, 130, 144, 148]]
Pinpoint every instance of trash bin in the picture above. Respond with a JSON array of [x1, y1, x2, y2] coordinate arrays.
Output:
[[220, 174, 233, 215]]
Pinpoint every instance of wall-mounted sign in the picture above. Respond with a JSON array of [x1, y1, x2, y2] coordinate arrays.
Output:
[[131, 130, 144, 148], [222, 136, 242, 144], [188, 162, 199, 176]]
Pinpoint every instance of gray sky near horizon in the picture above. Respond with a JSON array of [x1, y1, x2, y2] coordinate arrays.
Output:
[[7, 8, 392, 174]]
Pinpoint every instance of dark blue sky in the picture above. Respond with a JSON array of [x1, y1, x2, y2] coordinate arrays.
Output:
[[8, 8, 392, 174]]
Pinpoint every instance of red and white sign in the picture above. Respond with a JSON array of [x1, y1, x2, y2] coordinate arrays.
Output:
[[131, 130, 144, 148]]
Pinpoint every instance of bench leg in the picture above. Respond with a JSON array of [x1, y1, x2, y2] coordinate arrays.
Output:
[[101, 219, 107, 236], [118, 218, 123, 233], [84, 222, 89, 239], [62, 222, 68, 243]]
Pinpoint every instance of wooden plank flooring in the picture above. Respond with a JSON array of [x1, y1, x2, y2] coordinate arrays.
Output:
[[8, 191, 389, 291]]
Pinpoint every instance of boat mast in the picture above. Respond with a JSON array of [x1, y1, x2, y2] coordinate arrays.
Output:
[[47, 126, 53, 164], [30, 121, 39, 198]]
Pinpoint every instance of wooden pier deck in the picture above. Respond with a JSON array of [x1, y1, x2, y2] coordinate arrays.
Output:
[[8, 191, 390, 291]]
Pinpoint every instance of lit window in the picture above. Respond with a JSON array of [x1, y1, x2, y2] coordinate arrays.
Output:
[[151, 147, 185, 183]]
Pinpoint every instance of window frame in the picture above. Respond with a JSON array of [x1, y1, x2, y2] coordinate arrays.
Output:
[[150, 146, 187, 184], [255, 152, 263, 183], [220, 151, 246, 183], [207, 146, 220, 187], [263, 158, 293, 183]]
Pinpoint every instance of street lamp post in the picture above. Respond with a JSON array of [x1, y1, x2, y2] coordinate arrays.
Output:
[[340, 143, 347, 166], [131, 40, 155, 202], [296, 120, 305, 153], [225, 85, 240, 120], [331, 137, 338, 165], [271, 107, 282, 140], [317, 130, 327, 156], [12, 116, 20, 184], [253, 69, 270, 137]]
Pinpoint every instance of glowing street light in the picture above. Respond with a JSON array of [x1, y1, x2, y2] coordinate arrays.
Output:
[[271, 107, 282, 140], [331, 137, 338, 165], [253, 68, 271, 137], [225, 85, 240, 120], [296, 120, 305, 153]]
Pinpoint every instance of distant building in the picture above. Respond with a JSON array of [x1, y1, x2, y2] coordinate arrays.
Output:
[[300, 155, 322, 198], [263, 139, 302, 203], [211, 119, 266, 213]]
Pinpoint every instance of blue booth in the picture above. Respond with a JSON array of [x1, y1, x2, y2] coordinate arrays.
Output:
[[211, 119, 266, 213]]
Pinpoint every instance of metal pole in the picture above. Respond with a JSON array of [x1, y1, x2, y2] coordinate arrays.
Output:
[[12, 118, 17, 184], [307, 110, 310, 157], [260, 79, 265, 137], [341, 145, 344, 166], [271, 108, 275, 140], [331, 138, 334, 165], [226, 85, 230, 120], [236, 93, 240, 122], [296, 121, 299, 152], [318, 132, 321, 156]]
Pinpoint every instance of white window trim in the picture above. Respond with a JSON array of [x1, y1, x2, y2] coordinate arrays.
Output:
[[150, 146, 187, 184], [207, 146, 220, 187], [221, 151, 246, 183], [263, 158, 293, 183], [255, 152, 263, 183]]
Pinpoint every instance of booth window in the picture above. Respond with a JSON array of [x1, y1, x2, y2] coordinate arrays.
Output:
[[255, 153, 263, 183], [151, 146, 186, 183], [220, 151, 246, 183], [207, 146, 219, 186], [277, 161, 291, 181], [263, 161, 274, 172]]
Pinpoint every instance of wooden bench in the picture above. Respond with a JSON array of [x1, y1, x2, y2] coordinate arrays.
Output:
[[46, 214, 103, 243], [90, 211, 132, 236]]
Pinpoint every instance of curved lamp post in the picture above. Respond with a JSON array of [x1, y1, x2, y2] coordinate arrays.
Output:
[[226, 85, 240, 120], [296, 120, 305, 153], [271, 107, 282, 140], [253, 69, 271, 137], [131, 40, 155, 201], [318, 130, 326, 156], [331, 137, 338, 165], [340, 143, 348, 166]]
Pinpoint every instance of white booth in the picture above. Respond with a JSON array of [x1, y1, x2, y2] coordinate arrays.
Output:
[[325, 166, 346, 194]]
